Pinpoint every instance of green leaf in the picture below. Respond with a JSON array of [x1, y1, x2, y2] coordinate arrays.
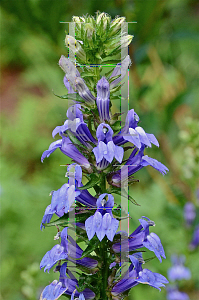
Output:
[[53, 91, 86, 103], [43, 214, 69, 227], [110, 187, 140, 206], [81, 237, 100, 258], [80, 71, 96, 78], [78, 173, 100, 190], [108, 74, 121, 84]]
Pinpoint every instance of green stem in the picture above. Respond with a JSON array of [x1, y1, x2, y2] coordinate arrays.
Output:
[[100, 173, 107, 193], [95, 65, 100, 81], [100, 239, 109, 300]]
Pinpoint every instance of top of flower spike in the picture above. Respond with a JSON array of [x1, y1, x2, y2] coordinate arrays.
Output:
[[67, 12, 133, 64]]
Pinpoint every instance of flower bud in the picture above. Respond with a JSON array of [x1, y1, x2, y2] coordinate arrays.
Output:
[[85, 23, 95, 40], [121, 35, 133, 48], [65, 35, 86, 61], [110, 17, 126, 35], [96, 77, 110, 121], [72, 16, 82, 30], [72, 16, 81, 23], [96, 12, 111, 31]]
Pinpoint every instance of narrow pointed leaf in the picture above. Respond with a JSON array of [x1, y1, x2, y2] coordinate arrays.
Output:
[[78, 174, 100, 190]]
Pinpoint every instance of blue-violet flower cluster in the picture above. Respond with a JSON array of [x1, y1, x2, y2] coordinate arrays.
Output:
[[39, 13, 169, 300]]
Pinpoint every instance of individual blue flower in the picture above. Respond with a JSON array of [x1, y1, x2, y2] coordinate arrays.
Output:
[[40, 263, 95, 300], [136, 269, 169, 291], [143, 232, 166, 263], [112, 216, 155, 252], [111, 253, 143, 296], [189, 224, 199, 250], [39, 279, 67, 300], [40, 204, 56, 230], [111, 252, 168, 296], [167, 287, 190, 300], [41, 136, 92, 172], [93, 123, 124, 170], [52, 104, 96, 150], [40, 227, 68, 272], [40, 227, 98, 273], [40, 204, 64, 230], [50, 184, 79, 214], [59, 55, 95, 104], [41, 164, 83, 226], [113, 216, 166, 262], [184, 202, 196, 227], [168, 255, 191, 281], [113, 109, 159, 149], [85, 193, 119, 241], [96, 77, 110, 121], [52, 104, 84, 137], [110, 146, 169, 186]]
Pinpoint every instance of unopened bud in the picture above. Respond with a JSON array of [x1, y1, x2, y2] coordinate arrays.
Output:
[[121, 35, 133, 48], [65, 35, 86, 61], [72, 16, 81, 23], [96, 12, 110, 30], [110, 17, 126, 35], [85, 23, 95, 40], [72, 16, 81, 30]]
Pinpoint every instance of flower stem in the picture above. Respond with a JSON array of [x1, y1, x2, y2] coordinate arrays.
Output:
[[100, 239, 109, 300]]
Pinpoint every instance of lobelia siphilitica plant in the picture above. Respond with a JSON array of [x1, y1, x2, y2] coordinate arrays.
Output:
[[39, 13, 169, 300]]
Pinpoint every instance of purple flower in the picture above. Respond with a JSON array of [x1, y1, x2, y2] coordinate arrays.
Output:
[[40, 263, 95, 300], [167, 287, 190, 300], [41, 164, 83, 227], [52, 104, 84, 137], [92, 123, 124, 169], [40, 227, 69, 272], [113, 109, 159, 149], [41, 136, 92, 172], [85, 193, 119, 241], [113, 217, 166, 262], [112, 216, 154, 252], [189, 224, 199, 250], [59, 55, 95, 104], [52, 104, 97, 150], [168, 255, 191, 281], [109, 55, 131, 89], [110, 146, 169, 186], [111, 253, 168, 296], [40, 204, 56, 230], [184, 202, 196, 227], [50, 164, 81, 214], [96, 77, 110, 121], [40, 228, 98, 273], [39, 280, 67, 300], [143, 232, 166, 263], [136, 269, 169, 291]]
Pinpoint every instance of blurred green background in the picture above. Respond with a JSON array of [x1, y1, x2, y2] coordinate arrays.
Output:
[[1, 0, 199, 299]]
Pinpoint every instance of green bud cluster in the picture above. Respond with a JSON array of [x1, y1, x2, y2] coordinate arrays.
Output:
[[66, 12, 133, 65]]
